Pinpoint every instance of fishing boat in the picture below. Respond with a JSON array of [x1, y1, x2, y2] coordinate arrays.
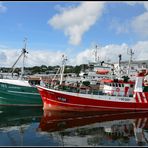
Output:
[[0, 39, 42, 106], [79, 61, 112, 85], [36, 54, 148, 112], [37, 109, 148, 146], [79, 45, 113, 85]]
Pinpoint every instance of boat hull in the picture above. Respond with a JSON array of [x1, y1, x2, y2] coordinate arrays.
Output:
[[0, 82, 42, 106], [37, 85, 148, 112]]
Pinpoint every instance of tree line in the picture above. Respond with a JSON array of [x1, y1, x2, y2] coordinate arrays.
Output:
[[0, 64, 89, 76]]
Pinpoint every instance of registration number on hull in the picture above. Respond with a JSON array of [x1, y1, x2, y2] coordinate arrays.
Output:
[[57, 97, 67, 102], [119, 98, 130, 101]]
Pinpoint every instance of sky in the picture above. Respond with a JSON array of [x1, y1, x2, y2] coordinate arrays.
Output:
[[0, 1, 148, 67]]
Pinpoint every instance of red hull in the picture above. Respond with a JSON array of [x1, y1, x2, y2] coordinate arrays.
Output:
[[37, 86, 148, 112]]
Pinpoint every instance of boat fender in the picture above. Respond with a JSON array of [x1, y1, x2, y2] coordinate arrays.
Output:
[[116, 88, 120, 92], [111, 90, 114, 95]]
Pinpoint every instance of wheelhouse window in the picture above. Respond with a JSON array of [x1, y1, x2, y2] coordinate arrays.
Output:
[[130, 84, 133, 88]]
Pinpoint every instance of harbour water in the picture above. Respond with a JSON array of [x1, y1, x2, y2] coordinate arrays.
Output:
[[0, 105, 148, 146]]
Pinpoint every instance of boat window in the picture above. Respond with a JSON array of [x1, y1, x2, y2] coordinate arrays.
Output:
[[130, 84, 133, 88], [119, 84, 121, 87], [116, 83, 118, 87], [122, 84, 124, 87], [110, 83, 112, 86], [113, 83, 115, 87]]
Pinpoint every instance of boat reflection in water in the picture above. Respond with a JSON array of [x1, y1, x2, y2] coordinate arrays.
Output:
[[0, 106, 43, 146], [37, 110, 148, 146]]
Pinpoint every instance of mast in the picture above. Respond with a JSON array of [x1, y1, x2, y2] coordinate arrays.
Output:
[[94, 45, 99, 63], [118, 54, 122, 78], [6, 38, 28, 79], [20, 38, 28, 80], [51, 67, 60, 87], [127, 48, 134, 76], [94, 45, 97, 62], [60, 55, 67, 85]]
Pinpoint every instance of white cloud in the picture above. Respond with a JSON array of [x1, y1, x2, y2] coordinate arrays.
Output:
[[98, 42, 148, 62], [0, 52, 7, 62], [71, 49, 94, 65], [0, 49, 19, 67], [0, 41, 147, 67], [0, 48, 65, 67], [131, 12, 148, 38], [70, 41, 148, 65], [26, 50, 64, 67], [123, 2, 148, 38], [132, 41, 148, 61], [0, 2, 7, 13], [108, 2, 148, 38], [143, 2, 148, 10], [109, 19, 130, 35], [48, 1, 105, 45], [71, 43, 129, 65]]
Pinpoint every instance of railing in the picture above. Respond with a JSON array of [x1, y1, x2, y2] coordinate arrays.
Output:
[[42, 79, 134, 97]]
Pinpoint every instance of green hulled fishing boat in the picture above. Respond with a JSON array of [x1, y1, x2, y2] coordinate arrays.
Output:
[[0, 39, 42, 106], [0, 79, 42, 106]]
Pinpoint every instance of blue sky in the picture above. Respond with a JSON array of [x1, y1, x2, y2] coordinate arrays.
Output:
[[0, 1, 148, 67]]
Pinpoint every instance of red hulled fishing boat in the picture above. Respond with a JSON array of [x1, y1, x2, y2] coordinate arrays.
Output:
[[36, 55, 148, 112]]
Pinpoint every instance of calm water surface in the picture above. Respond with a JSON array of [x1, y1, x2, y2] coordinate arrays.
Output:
[[0, 106, 148, 146]]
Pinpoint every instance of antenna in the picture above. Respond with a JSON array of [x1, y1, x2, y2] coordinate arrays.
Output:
[[22, 37, 28, 54], [118, 54, 122, 67], [24, 37, 27, 50], [127, 48, 134, 61]]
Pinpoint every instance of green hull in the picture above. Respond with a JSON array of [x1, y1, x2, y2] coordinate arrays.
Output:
[[0, 82, 42, 106]]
